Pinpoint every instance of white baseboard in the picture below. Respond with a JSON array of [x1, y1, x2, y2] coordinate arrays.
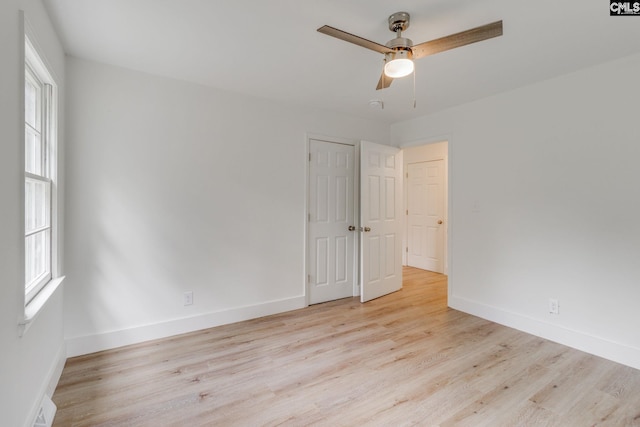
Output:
[[450, 295, 640, 371], [24, 342, 65, 427], [46, 344, 67, 397], [65, 296, 306, 357]]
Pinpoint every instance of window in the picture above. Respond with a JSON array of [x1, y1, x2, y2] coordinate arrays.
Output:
[[24, 37, 57, 305]]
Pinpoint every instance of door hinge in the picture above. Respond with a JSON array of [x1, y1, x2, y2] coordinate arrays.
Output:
[[406, 172, 409, 178], [308, 213, 311, 222], [308, 274, 311, 283], [406, 247, 408, 253], [406, 209, 408, 215], [309, 153, 311, 162]]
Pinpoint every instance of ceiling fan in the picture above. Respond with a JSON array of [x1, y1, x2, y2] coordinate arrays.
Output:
[[318, 12, 503, 90]]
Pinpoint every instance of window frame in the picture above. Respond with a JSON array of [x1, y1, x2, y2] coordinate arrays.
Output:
[[23, 35, 60, 307]]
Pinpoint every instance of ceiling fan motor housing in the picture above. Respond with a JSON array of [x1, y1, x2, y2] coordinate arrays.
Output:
[[386, 37, 413, 50], [384, 49, 413, 63]]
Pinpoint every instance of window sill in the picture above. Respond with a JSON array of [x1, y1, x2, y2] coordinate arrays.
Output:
[[19, 276, 65, 337]]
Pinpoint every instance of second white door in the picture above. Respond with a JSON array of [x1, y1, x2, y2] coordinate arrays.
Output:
[[308, 139, 356, 304], [360, 141, 403, 302], [407, 160, 445, 273]]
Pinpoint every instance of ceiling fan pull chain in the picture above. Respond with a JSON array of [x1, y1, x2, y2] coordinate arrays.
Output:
[[381, 59, 386, 108], [413, 66, 416, 108]]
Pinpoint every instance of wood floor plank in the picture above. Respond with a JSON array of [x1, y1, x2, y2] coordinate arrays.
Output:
[[53, 267, 640, 426]]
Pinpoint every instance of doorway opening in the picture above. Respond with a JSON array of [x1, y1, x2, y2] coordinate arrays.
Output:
[[402, 141, 448, 275], [306, 136, 445, 306]]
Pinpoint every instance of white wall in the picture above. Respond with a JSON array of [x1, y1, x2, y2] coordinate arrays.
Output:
[[0, 1, 66, 426], [391, 53, 640, 369], [64, 57, 390, 356]]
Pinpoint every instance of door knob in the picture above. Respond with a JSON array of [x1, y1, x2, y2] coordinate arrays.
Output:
[[437, 220, 443, 225], [348, 226, 356, 231], [363, 227, 371, 232]]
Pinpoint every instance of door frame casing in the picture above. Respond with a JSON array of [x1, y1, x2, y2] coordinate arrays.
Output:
[[305, 134, 360, 306]]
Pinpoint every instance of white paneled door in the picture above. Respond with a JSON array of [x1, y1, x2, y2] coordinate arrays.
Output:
[[360, 141, 403, 302], [407, 160, 445, 272], [308, 139, 356, 304]]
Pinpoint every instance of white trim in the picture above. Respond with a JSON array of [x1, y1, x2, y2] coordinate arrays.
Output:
[[65, 295, 306, 357], [19, 12, 27, 310], [22, 29, 62, 316], [397, 134, 452, 150], [19, 276, 65, 337], [450, 295, 640, 371], [24, 172, 52, 182], [353, 141, 361, 295], [306, 132, 357, 147], [23, 21, 60, 85]]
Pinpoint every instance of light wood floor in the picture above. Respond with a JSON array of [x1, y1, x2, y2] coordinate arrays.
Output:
[[53, 267, 640, 426]]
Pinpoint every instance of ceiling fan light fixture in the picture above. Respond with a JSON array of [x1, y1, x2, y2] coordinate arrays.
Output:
[[384, 50, 414, 78]]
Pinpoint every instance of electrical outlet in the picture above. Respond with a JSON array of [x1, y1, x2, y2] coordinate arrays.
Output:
[[184, 291, 193, 306], [549, 298, 559, 314]]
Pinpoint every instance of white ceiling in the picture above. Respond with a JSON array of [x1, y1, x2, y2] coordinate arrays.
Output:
[[44, 0, 640, 125]]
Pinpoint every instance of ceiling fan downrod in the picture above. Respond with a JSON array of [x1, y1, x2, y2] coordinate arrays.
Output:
[[385, 12, 413, 50]]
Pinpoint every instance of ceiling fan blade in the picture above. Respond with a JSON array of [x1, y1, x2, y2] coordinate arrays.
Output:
[[412, 20, 503, 59], [317, 25, 392, 54], [376, 72, 393, 90]]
